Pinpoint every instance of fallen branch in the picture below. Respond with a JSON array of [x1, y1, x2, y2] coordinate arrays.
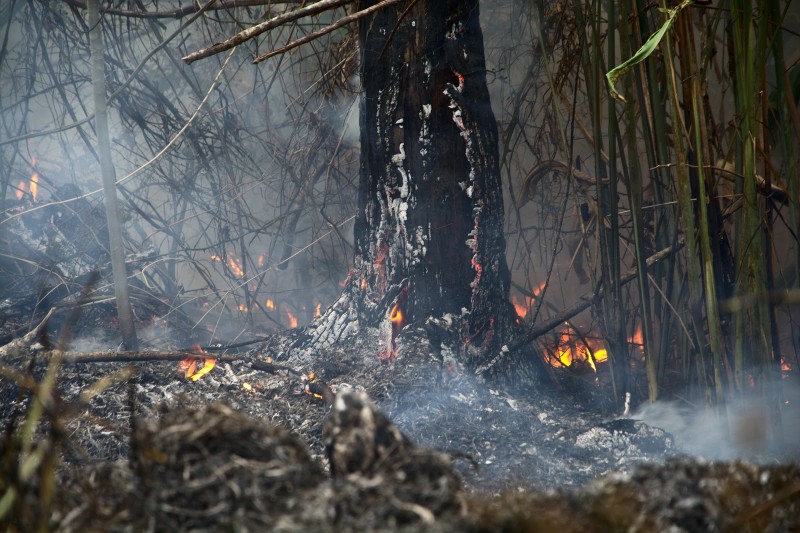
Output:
[[0, 307, 56, 361], [33, 348, 334, 402]]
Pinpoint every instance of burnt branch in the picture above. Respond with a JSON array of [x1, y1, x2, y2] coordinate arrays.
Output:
[[181, 0, 356, 64], [252, 0, 405, 63], [0, 308, 56, 360], [59, 0, 295, 19]]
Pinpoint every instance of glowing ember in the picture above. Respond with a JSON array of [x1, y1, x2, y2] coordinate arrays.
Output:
[[287, 311, 298, 328], [238, 304, 248, 312], [265, 299, 276, 311]]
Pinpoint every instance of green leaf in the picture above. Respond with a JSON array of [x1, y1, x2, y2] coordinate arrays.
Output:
[[606, 0, 693, 102]]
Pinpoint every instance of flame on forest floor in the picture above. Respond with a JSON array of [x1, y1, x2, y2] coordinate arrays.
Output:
[[303, 372, 324, 400], [314, 303, 322, 318], [265, 299, 276, 311], [16, 163, 39, 202], [545, 324, 607, 372], [210, 254, 245, 278], [287, 311, 298, 328], [545, 323, 645, 372], [178, 344, 216, 381]]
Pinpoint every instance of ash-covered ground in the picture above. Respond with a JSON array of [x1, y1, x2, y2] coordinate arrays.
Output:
[[2, 320, 799, 531]]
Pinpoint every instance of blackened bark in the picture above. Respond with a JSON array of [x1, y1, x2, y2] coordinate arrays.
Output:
[[311, 0, 547, 383]]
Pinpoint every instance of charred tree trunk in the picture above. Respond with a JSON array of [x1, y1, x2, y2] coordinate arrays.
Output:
[[309, 0, 546, 383]]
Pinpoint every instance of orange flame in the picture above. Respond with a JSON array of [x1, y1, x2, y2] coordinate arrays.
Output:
[[513, 282, 547, 319], [178, 344, 216, 381], [15, 181, 25, 200], [210, 254, 245, 278], [287, 311, 298, 328], [628, 323, 645, 361], [265, 299, 276, 311], [314, 303, 322, 318], [30, 171, 38, 201], [304, 372, 324, 399], [389, 302, 404, 329], [512, 296, 527, 318], [238, 304, 248, 312], [257, 255, 264, 267]]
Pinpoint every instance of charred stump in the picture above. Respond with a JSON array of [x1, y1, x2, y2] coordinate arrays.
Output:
[[302, 0, 548, 386]]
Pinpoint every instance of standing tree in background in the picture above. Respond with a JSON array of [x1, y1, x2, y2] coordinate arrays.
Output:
[[88, 0, 138, 349]]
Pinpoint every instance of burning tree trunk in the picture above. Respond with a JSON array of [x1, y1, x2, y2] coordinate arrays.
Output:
[[181, 0, 548, 383], [307, 0, 546, 382]]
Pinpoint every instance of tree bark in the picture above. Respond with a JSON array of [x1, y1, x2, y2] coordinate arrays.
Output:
[[88, 0, 138, 349], [312, 0, 546, 383]]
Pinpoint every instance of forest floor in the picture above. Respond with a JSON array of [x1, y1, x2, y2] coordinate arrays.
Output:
[[2, 301, 799, 531]]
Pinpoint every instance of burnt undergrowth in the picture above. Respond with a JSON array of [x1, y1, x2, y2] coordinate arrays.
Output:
[[1, 305, 799, 531]]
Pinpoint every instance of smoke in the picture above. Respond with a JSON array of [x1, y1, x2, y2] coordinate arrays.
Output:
[[631, 379, 800, 461]]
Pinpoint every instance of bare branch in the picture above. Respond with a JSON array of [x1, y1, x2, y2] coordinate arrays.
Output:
[[61, 0, 294, 19], [182, 0, 356, 64], [253, 0, 404, 63]]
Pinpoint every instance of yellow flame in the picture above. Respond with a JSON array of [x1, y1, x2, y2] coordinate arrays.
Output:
[[287, 312, 298, 328], [189, 358, 216, 381], [314, 303, 322, 317], [390, 302, 403, 326], [547, 326, 608, 372], [266, 299, 276, 311]]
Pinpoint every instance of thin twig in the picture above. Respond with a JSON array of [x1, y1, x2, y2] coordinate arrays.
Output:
[[253, 0, 405, 63], [182, 0, 356, 64]]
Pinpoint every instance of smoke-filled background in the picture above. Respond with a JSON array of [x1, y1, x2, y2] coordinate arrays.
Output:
[[1, 0, 798, 456]]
